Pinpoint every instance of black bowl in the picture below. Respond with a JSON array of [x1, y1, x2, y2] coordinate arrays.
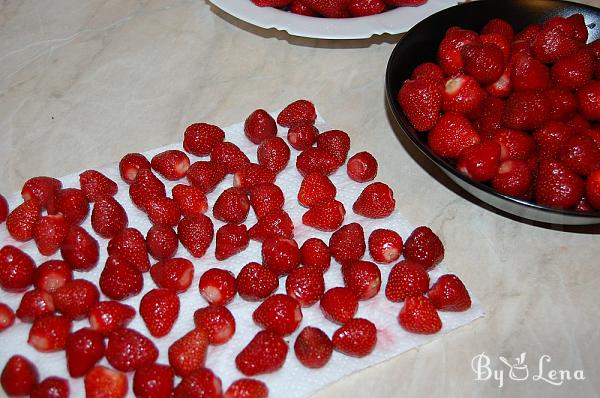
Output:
[[385, 0, 600, 226]]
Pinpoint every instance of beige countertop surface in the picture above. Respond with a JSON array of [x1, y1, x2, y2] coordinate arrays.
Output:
[[1, 1, 599, 397]]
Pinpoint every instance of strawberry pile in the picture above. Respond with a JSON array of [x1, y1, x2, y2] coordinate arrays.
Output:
[[0, 100, 473, 398], [251, 0, 427, 18], [398, 14, 600, 212]]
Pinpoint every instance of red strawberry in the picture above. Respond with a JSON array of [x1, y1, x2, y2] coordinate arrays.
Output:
[[583, 126, 600, 148], [99, 255, 143, 300], [586, 170, 600, 209], [509, 54, 550, 92], [398, 78, 443, 132], [316, 129, 351, 165], [199, 268, 237, 305], [79, 170, 118, 202], [441, 74, 485, 118], [150, 258, 194, 293], [6, 199, 40, 241], [28, 314, 72, 352], [0, 245, 35, 292], [172, 184, 208, 217], [84, 366, 127, 398], [285, 266, 325, 307], [298, 172, 336, 208], [1, 355, 39, 397], [298, 0, 350, 18], [332, 318, 377, 357], [0, 303, 15, 332], [32, 214, 69, 256], [261, 237, 301, 276], [244, 109, 277, 144], [145, 196, 181, 226], [462, 42, 505, 85], [257, 137, 291, 174], [248, 209, 294, 241], [348, 0, 385, 17], [577, 80, 600, 121], [531, 24, 581, 64], [53, 279, 99, 320], [293, 326, 332, 369], [0, 194, 7, 224], [50, 188, 89, 225], [213, 187, 250, 224], [428, 113, 480, 159], [151, 150, 190, 180], [146, 224, 179, 260], [16, 289, 55, 322], [436, 27, 481, 76], [428, 274, 471, 311], [385, 0, 427, 6], [107, 228, 150, 272], [503, 91, 551, 130], [347, 151, 378, 182], [481, 18, 514, 40], [178, 214, 214, 258], [546, 87, 578, 122], [290, 0, 319, 16], [399, 295, 442, 334], [514, 22, 541, 43], [106, 328, 158, 372], [287, 123, 319, 150], [535, 160, 584, 209], [533, 121, 575, 160], [296, 147, 340, 176], [88, 301, 136, 336], [302, 199, 346, 232], [168, 328, 209, 376], [566, 13, 588, 42], [329, 222, 365, 265], [342, 260, 381, 300], [30, 377, 69, 398], [491, 159, 534, 198], [277, 99, 317, 127], [236, 330, 288, 376], [183, 123, 226, 156], [368, 229, 402, 264], [119, 153, 151, 184], [233, 163, 276, 192], [21, 176, 62, 209], [249, 183, 285, 219], [403, 226, 444, 270], [33, 260, 72, 293], [300, 238, 331, 272], [210, 141, 250, 174], [456, 140, 501, 182], [411, 62, 445, 83], [215, 223, 249, 261], [492, 128, 535, 161], [353, 182, 395, 218], [473, 96, 505, 139], [173, 368, 222, 398], [253, 294, 302, 336], [552, 47, 594, 90], [485, 66, 512, 98], [140, 288, 180, 337], [559, 134, 600, 176], [129, 168, 166, 210], [91, 195, 128, 239], [236, 262, 279, 301], [65, 327, 105, 378], [133, 364, 174, 398], [385, 260, 429, 302], [480, 33, 510, 61], [320, 286, 358, 324], [193, 305, 236, 345], [186, 160, 227, 193], [225, 378, 269, 398]]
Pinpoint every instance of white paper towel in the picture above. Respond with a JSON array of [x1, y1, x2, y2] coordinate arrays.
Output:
[[0, 110, 483, 397]]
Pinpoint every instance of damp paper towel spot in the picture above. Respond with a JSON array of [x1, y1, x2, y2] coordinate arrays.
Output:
[[0, 110, 484, 397]]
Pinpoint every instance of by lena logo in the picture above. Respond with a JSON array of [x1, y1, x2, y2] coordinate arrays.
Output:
[[471, 352, 585, 388]]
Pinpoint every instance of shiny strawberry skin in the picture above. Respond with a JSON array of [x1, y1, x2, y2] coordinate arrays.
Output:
[[436, 27, 481, 76], [30, 376, 70, 398], [133, 363, 174, 398], [210, 141, 250, 174], [248, 209, 294, 242], [0, 245, 36, 292], [6, 199, 41, 241], [172, 183, 208, 217], [492, 128, 535, 161], [481, 18, 514, 40], [456, 140, 501, 182], [140, 288, 180, 337], [257, 137, 291, 174], [332, 318, 377, 357], [298, 172, 336, 208], [462, 42, 505, 85], [33, 259, 72, 293], [342, 260, 381, 300], [52, 188, 89, 225], [151, 150, 190, 181], [534, 160, 584, 209], [146, 224, 179, 260], [1, 355, 39, 397], [368, 229, 403, 264], [88, 301, 136, 336], [531, 23, 581, 64], [105, 328, 158, 372], [129, 168, 166, 210], [428, 112, 481, 159], [428, 274, 472, 311], [84, 366, 128, 398], [21, 176, 62, 210], [235, 330, 288, 376], [294, 326, 333, 369], [398, 78, 443, 132], [0, 302, 15, 332], [16, 288, 55, 322], [296, 147, 340, 176], [0, 194, 8, 224], [119, 152, 151, 184], [577, 80, 600, 121], [352, 182, 396, 218], [183, 122, 226, 156], [491, 159, 534, 198], [533, 121, 575, 160], [441, 74, 485, 118], [224, 378, 269, 398], [199, 268, 237, 305], [316, 129, 351, 166], [559, 134, 600, 176], [398, 295, 442, 334], [277, 99, 317, 127], [253, 294, 302, 336], [99, 255, 143, 301], [193, 304, 236, 345], [329, 222, 366, 265], [403, 226, 445, 270], [233, 163, 276, 192], [510, 54, 550, 92], [348, 0, 386, 17], [302, 199, 346, 232], [249, 183, 285, 219], [177, 214, 214, 258], [261, 237, 301, 276], [65, 327, 106, 378], [33, 214, 69, 256], [150, 257, 195, 293], [79, 170, 118, 202], [502, 91, 551, 130], [53, 279, 99, 320], [186, 160, 227, 194], [236, 262, 279, 301], [215, 223, 249, 261], [296, 0, 350, 18], [108, 228, 151, 272], [586, 170, 600, 210], [347, 151, 378, 182], [320, 286, 358, 324], [28, 314, 72, 352], [91, 195, 128, 239], [168, 328, 209, 377], [285, 266, 325, 307], [385, 260, 430, 302], [244, 109, 277, 144], [173, 368, 222, 398], [287, 123, 319, 150], [213, 187, 250, 224], [145, 196, 182, 226]]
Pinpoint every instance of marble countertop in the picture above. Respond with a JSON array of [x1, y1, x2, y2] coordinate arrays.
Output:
[[1, 1, 599, 397]]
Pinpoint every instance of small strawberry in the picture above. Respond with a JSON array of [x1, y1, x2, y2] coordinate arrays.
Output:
[[559, 134, 600, 176], [16, 289, 55, 322], [298, 172, 336, 208], [546, 87, 578, 122], [249, 183, 285, 219], [481, 18, 514, 40], [502, 91, 551, 130], [140, 288, 180, 337], [253, 294, 302, 336], [99, 255, 143, 300], [172, 183, 208, 217], [236, 262, 279, 301], [33, 214, 69, 256], [145, 196, 182, 226], [456, 140, 501, 182], [183, 123, 226, 156], [146, 224, 179, 260], [79, 170, 118, 202], [0, 245, 35, 292], [320, 286, 358, 324], [199, 268, 237, 305], [294, 326, 333, 369], [168, 328, 209, 376], [531, 24, 581, 64], [586, 170, 600, 210], [403, 226, 444, 270], [133, 364, 174, 398], [30, 377, 69, 398], [225, 378, 269, 398], [509, 54, 550, 92], [329, 222, 366, 265], [316, 129, 351, 166], [213, 187, 250, 224], [428, 274, 471, 311], [53, 279, 99, 320], [342, 260, 381, 300], [577, 80, 600, 121], [285, 266, 325, 307], [173, 368, 222, 398], [348, 0, 385, 17], [91, 195, 128, 239], [534, 160, 584, 209], [491, 159, 534, 198], [6, 199, 40, 241], [385, 260, 430, 302], [65, 327, 106, 378], [108, 228, 151, 272], [248, 209, 294, 241], [21, 176, 62, 209], [298, 0, 350, 18], [277, 99, 317, 127], [186, 160, 227, 193], [244, 109, 277, 144], [193, 304, 236, 345], [150, 257, 195, 293], [300, 238, 331, 272], [258, 137, 291, 174], [347, 151, 378, 182], [1, 355, 39, 397], [84, 366, 128, 398], [88, 301, 136, 336], [0, 194, 7, 224], [28, 314, 72, 352], [33, 260, 72, 293], [352, 182, 395, 218], [105, 327, 158, 372], [0, 303, 15, 332], [119, 153, 151, 184], [368, 229, 402, 264], [129, 168, 166, 210], [236, 330, 288, 376], [178, 214, 214, 258], [441, 74, 485, 118], [398, 295, 442, 334], [332, 318, 377, 357], [551, 47, 594, 90], [296, 147, 340, 176], [436, 27, 481, 76], [215, 223, 249, 261], [262, 237, 301, 276], [302, 199, 346, 232], [428, 112, 480, 159], [210, 141, 250, 174], [287, 123, 319, 150], [151, 150, 190, 180], [51, 188, 89, 225], [233, 163, 276, 192]]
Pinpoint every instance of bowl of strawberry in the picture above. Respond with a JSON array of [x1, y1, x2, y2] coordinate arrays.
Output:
[[386, 0, 600, 225]]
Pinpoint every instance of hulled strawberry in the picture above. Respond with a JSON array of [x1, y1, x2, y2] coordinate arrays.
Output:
[[172, 184, 208, 217], [277, 99, 317, 127], [428, 112, 480, 159], [531, 23, 581, 64], [329, 222, 365, 265], [552, 47, 594, 90], [151, 150, 190, 180], [30, 377, 69, 398], [300, 238, 331, 272], [150, 257, 194, 293], [1, 355, 39, 397], [33, 260, 72, 293], [368, 229, 402, 264], [0, 303, 15, 332], [119, 153, 151, 184], [146, 224, 179, 260], [244, 109, 277, 144], [65, 327, 106, 378], [299, 0, 351, 18], [436, 27, 481, 76], [215, 223, 249, 260], [53, 279, 99, 320], [84, 366, 127, 398], [33, 214, 69, 256], [473, 96, 505, 139], [510, 54, 550, 92], [493, 128, 535, 161], [99, 255, 143, 300], [199, 268, 237, 305], [28, 314, 72, 352], [248, 209, 294, 241], [262, 237, 301, 276], [236, 330, 288, 376], [88, 301, 136, 336], [225, 378, 269, 398], [320, 286, 358, 324], [296, 147, 340, 176], [347, 151, 378, 182], [294, 326, 333, 369], [140, 288, 180, 337], [287, 123, 319, 150], [0, 245, 35, 292], [129, 168, 166, 209], [236, 262, 279, 301], [332, 318, 377, 357], [342, 260, 381, 300], [428, 274, 471, 311], [491, 159, 534, 197], [316, 129, 351, 166], [133, 363, 174, 398], [186, 160, 227, 193], [298, 173, 336, 208], [105, 328, 158, 372], [16, 289, 55, 322], [257, 137, 291, 174], [398, 78, 443, 132], [233, 163, 277, 192], [178, 214, 214, 258], [253, 294, 302, 336], [559, 134, 600, 176], [399, 295, 442, 334], [403, 226, 444, 270], [194, 305, 236, 345], [352, 182, 395, 218], [456, 140, 501, 182], [211, 142, 250, 174], [481, 18, 514, 40], [348, 0, 385, 17], [213, 187, 250, 224], [183, 123, 225, 156], [503, 91, 551, 130], [168, 328, 209, 376], [51, 188, 89, 225], [249, 183, 285, 219], [79, 170, 118, 202], [108, 228, 151, 272], [173, 368, 222, 398], [385, 260, 430, 302], [91, 195, 128, 239], [442, 74, 485, 118], [6, 199, 40, 241], [21, 176, 62, 209], [577, 80, 600, 121], [145, 196, 182, 226], [546, 87, 578, 122], [534, 160, 584, 209], [285, 266, 325, 307], [302, 199, 346, 232], [462, 42, 504, 85]]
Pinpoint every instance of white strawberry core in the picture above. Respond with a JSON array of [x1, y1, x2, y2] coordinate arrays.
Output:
[[0, 314, 9, 327], [365, 277, 381, 299], [445, 76, 464, 95], [233, 173, 241, 187], [29, 335, 49, 350], [43, 272, 67, 292], [382, 248, 399, 262], [294, 307, 302, 322], [214, 325, 234, 343], [498, 160, 515, 174], [202, 286, 223, 304], [179, 268, 193, 288], [176, 159, 190, 175], [126, 168, 138, 182], [288, 131, 298, 144], [350, 158, 367, 175]]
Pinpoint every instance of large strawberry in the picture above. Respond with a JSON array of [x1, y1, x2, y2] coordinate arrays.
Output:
[[183, 123, 225, 156], [352, 182, 395, 218], [332, 318, 377, 357], [398, 295, 442, 334], [299, 0, 351, 18], [235, 330, 288, 376], [177, 214, 214, 258], [428, 112, 480, 159], [534, 160, 584, 209], [105, 328, 158, 372], [398, 78, 443, 132], [140, 288, 180, 337]]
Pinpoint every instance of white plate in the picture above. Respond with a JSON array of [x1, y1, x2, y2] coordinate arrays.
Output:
[[209, 0, 460, 39]]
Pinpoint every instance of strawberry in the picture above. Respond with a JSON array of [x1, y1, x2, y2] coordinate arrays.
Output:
[[193, 305, 236, 345], [298, 172, 336, 208], [107, 228, 150, 272], [462, 42, 504, 85], [133, 364, 174, 398], [99, 255, 143, 300], [290, 1, 319, 16], [0, 194, 7, 224], [398, 295, 442, 334], [456, 140, 501, 182], [586, 170, 600, 209], [551, 47, 594, 89], [302, 199, 346, 231], [583, 126, 600, 148], [368, 229, 402, 264], [398, 78, 443, 132], [509, 54, 550, 92], [352, 182, 396, 218], [299, 0, 351, 18], [173, 368, 222, 398], [21, 176, 62, 209], [215, 223, 249, 260], [492, 128, 535, 161], [88, 301, 136, 335], [534, 160, 584, 209], [183, 123, 226, 156], [33, 260, 72, 293], [329, 222, 365, 265], [347, 151, 378, 182], [146, 224, 179, 260], [168, 328, 209, 376], [91, 195, 128, 239], [178, 214, 214, 258], [320, 286, 358, 324], [481, 18, 514, 40], [249, 183, 285, 219], [257, 137, 291, 174], [300, 238, 331, 272], [546, 87, 578, 122], [385, 260, 429, 302], [502, 91, 551, 130], [16, 289, 55, 322], [53, 279, 99, 320], [186, 160, 227, 193], [145, 196, 182, 226], [436, 27, 481, 76], [441, 74, 485, 118], [294, 326, 333, 369], [129, 168, 166, 210], [277, 99, 317, 127], [151, 150, 190, 180], [348, 0, 385, 17], [531, 24, 581, 64], [236, 330, 288, 376], [332, 318, 377, 357], [233, 163, 276, 192], [199, 268, 237, 305], [140, 288, 180, 337], [85, 366, 127, 398], [403, 226, 444, 270], [210, 142, 250, 174], [79, 170, 118, 202], [30, 377, 69, 398], [253, 294, 302, 336], [480, 33, 510, 61], [385, 0, 427, 5], [485, 66, 512, 98], [65, 327, 106, 377], [287, 123, 319, 150], [0, 245, 35, 292], [533, 121, 575, 160], [577, 80, 600, 121], [248, 209, 294, 241], [244, 109, 277, 144], [295, 145, 342, 178], [50, 188, 88, 226], [0, 303, 15, 332], [566, 13, 588, 42], [225, 379, 269, 398], [428, 274, 471, 311], [285, 266, 325, 307], [150, 257, 194, 293], [570, 111, 594, 133], [261, 237, 301, 276], [342, 260, 381, 300], [491, 159, 534, 198], [236, 262, 279, 301], [428, 113, 480, 159], [514, 22, 541, 43], [473, 96, 505, 139], [559, 134, 600, 176], [119, 153, 151, 184], [213, 187, 250, 224], [28, 314, 72, 352], [6, 199, 40, 241], [32, 214, 69, 256], [1, 355, 39, 397], [411, 62, 445, 83], [172, 184, 208, 217], [106, 327, 158, 372]]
